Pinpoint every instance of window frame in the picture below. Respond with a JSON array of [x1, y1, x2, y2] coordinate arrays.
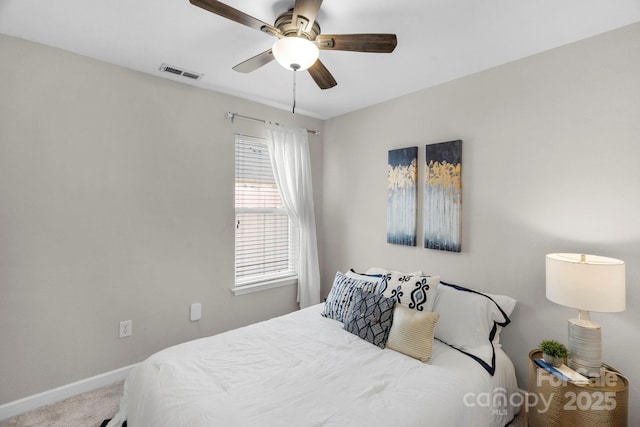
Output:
[[232, 134, 298, 296]]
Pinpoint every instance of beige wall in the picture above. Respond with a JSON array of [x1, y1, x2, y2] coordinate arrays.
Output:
[[0, 34, 323, 404], [322, 23, 640, 424]]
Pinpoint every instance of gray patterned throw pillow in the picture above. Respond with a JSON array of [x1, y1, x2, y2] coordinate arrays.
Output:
[[343, 289, 395, 348]]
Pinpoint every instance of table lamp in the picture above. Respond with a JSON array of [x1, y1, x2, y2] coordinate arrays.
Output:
[[545, 253, 625, 377]]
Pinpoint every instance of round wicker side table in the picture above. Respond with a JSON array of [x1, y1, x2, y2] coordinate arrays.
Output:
[[527, 349, 628, 427]]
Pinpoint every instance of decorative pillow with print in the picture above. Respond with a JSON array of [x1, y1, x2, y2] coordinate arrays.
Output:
[[345, 269, 386, 294], [364, 268, 424, 294], [343, 288, 395, 348], [322, 272, 379, 323], [381, 273, 440, 312], [364, 267, 424, 276]]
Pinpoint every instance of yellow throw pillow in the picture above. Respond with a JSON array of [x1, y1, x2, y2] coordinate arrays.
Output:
[[386, 305, 439, 362]]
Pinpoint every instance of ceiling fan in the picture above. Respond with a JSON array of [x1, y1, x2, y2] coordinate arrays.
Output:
[[189, 0, 398, 89]]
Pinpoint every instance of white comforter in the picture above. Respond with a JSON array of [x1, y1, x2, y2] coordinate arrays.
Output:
[[108, 304, 519, 427]]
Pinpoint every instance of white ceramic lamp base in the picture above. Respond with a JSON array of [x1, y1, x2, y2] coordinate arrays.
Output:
[[568, 318, 602, 377]]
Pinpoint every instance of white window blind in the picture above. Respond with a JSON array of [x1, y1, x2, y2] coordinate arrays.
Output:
[[235, 135, 297, 287]]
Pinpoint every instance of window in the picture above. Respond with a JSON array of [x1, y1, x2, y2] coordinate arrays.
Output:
[[233, 135, 297, 294]]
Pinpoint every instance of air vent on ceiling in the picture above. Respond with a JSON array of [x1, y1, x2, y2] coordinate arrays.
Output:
[[159, 63, 203, 80]]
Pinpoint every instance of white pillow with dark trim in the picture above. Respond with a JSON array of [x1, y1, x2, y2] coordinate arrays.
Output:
[[485, 292, 517, 346], [433, 282, 514, 375]]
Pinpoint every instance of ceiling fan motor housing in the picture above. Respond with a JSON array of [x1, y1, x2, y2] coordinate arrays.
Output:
[[273, 9, 320, 40]]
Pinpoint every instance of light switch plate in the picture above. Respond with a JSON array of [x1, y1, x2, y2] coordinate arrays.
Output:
[[190, 303, 201, 322]]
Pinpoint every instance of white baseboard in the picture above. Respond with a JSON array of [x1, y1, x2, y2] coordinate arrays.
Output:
[[0, 363, 137, 421]]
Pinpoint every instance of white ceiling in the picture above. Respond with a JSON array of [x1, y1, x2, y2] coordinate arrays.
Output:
[[1, 0, 639, 119]]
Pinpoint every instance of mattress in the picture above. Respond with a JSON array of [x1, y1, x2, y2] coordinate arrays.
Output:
[[107, 304, 519, 427]]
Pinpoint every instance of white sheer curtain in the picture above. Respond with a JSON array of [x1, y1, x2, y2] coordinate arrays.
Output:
[[265, 122, 320, 308]]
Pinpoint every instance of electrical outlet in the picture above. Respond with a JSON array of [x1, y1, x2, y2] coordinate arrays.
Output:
[[119, 320, 132, 338]]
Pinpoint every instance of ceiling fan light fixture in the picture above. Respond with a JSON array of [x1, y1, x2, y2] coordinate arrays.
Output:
[[272, 37, 319, 71]]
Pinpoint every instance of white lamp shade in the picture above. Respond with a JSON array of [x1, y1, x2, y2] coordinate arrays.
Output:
[[545, 253, 625, 312], [272, 37, 319, 71]]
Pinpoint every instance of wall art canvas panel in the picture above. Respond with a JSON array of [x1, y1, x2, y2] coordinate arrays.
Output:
[[387, 147, 418, 246], [424, 140, 462, 252]]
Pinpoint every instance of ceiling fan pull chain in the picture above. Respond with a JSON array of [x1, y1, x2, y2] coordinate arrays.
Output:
[[291, 64, 300, 114]]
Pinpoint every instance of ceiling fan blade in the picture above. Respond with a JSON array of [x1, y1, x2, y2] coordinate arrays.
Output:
[[189, 0, 279, 35], [232, 49, 275, 73], [316, 34, 397, 53], [307, 59, 337, 90], [292, 0, 323, 33]]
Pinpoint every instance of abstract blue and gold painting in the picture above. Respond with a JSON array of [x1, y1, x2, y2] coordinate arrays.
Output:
[[424, 140, 462, 252], [387, 147, 418, 246]]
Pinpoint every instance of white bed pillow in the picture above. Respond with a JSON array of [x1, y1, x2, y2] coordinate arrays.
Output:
[[381, 273, 440, 312], [485, 292, 517, 346], [386, 305, 439, 362], [322, 272, 378, 323], [433, 282, 515, 375]]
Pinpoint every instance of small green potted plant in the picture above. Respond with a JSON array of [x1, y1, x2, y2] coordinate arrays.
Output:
[[540, 339, 569, 367]]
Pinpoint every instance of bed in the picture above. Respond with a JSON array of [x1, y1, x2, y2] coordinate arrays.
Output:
[[107, 271, 520, 427]]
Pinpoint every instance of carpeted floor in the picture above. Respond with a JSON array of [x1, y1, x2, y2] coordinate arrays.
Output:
[[0, 381, 123, 427], [0, 381, 526, 426]]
